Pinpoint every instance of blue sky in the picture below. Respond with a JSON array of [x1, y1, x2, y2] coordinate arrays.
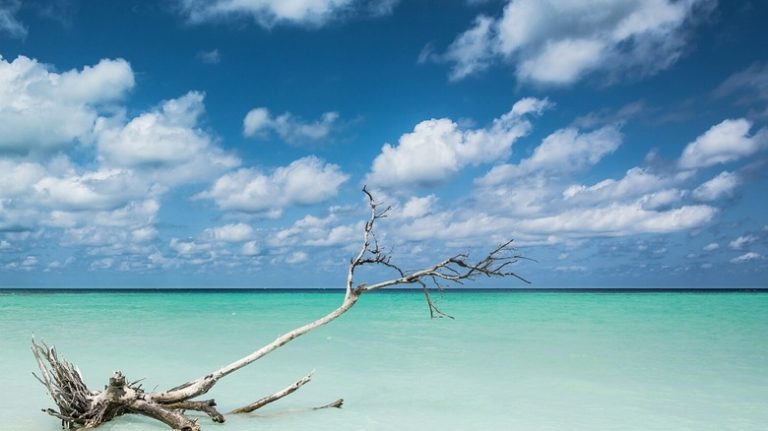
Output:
[[0, 0, 766, 288]]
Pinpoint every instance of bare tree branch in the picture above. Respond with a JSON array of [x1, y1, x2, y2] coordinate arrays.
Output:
[[313, 398, 344, 410], [230, 371, 314, 414], [165, 400, 224, 423], [31, 186, 529, 430]]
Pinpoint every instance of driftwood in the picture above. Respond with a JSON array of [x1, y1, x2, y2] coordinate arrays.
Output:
[[32, 187, 529, 430]]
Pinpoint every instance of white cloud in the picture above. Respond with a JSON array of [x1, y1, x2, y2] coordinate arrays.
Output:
[[637, 189, 687, 210], [0, 55, 134, 153], [170, 238, 212, 256], [443, 0, 710, 85], [305, 223, 360, 246], [0, 56, 268, 271], [473, 176, 556, 217], [563, 168, 677, 204], [729, 234, 758, 250], [56, 200, 160, 248], [703, 242, 719, 251], [478, 125, 622, 186], [131, 226, 158, 243], [679, 119, 767, 169], [0, 155, 163, 238], [0, 0, 26, 38], [398, 195, 437, 219], [178, 0, 392, 28], [197, 156, 349, 214], [204, 223, 254, 242], [285, 250, 309, 264], [367, 97, 549, 188], [517, 38, 605, 85], [692, 171, 741, 201], [555, 265, 587, 272], [90, 257, 114, 270], [0, 159, 46, 197], [730, 252, 763, 264], [243, 107, 339, 145], [21, 255, 37, 267], [96, 91, 239, 184], [444, 15, 497, 80], [241, 240, 260, 256], [33, 168, 150, 211], [269, 214, 332, 246], [45, 257, 75, 272], [516, 202, 716, 236], [394, 195, 716, 246], [267, 212, 362, 248], [0, 56, 242, 258]]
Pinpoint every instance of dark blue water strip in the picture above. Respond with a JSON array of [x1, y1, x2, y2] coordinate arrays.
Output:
[[0, 287, 765, 294]]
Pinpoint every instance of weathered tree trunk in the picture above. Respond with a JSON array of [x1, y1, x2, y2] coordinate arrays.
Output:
[[32, 187, 528, 430]]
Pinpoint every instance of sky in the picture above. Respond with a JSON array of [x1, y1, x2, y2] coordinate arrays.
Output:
[[0, 0, 766, 288]]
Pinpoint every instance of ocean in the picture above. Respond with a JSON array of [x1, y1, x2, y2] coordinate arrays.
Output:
[[0, 290, 766, 430]]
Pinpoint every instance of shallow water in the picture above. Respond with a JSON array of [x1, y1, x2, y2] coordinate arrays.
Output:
[[1, 290, 767, 430]]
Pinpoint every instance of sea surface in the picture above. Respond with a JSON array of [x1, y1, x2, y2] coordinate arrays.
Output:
[[0, 290, 766, 431]]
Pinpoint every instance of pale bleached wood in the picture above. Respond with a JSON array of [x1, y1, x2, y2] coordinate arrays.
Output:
[[32, 186, 528, 430], [230, 371, 313, 414]]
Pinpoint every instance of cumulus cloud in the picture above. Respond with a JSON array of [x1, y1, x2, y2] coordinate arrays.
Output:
[[678, 119, 767, 169], [563, 167, 677, 204], [33, 168, 152, 211], [728, 234, 757, 250], [366, 97, 549, 188], [0, 89, 237, 239], [178, 0, 395, 28], [730, 252, 763, 264], [443, 15, 497, 80], [285, 250, 309, 264], [197, 156, 349, 215], [241, 240, 260, 256], [0, 55, 134, 153], [90, 258, 114, 270], [0, 55, 250, 272], [131, 226, 158, 243], [95, 91, 240, 184], [204, 223, 254, 242], [398, 195, 437, 219], [393, 197, 716, 245], [0, 0, 26, 38], [478, 125, 622, 186], [516, 201, 716, 236], [0, 157, 158, 237], [442, 0, 711, 85], [703, 242, 719, 251], [266, 210, 363, 249], [692, 171, 740, 201], [243, 107, 340, 145], [170, 238, 212, 256], [56, 200, 160, 246]]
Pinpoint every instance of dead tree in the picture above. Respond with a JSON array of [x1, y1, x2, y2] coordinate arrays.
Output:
[[32, 187, 529, 430]]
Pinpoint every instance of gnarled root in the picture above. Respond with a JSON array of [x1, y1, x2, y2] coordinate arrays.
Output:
[[33, 340, 210, 430], [32, 340, 330, 430]]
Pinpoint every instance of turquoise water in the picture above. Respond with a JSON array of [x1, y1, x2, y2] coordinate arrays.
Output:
[[1, 291, 767, 430]]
